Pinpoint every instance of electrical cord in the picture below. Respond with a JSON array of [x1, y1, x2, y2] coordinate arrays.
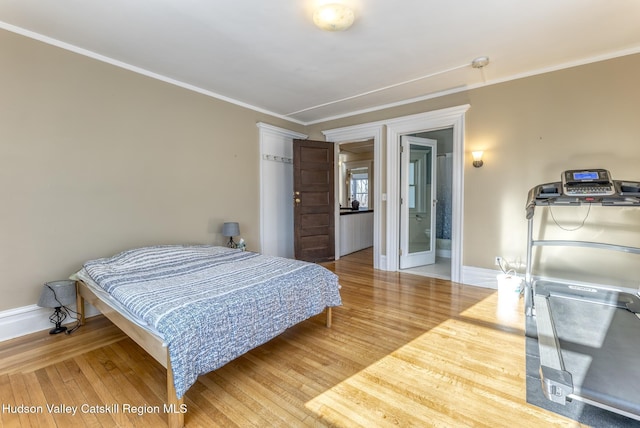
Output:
[[497, 257, 518, 277], [46, 283, 82, 335], [548, 202, 591, 231], [497, 258, 508, 274], [498, 259, 517, 277]]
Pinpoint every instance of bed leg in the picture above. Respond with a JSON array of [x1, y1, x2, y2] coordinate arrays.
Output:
[[166, 354, 185, 428], [326, 307, 332, 328], [75, 281, 86, 326]]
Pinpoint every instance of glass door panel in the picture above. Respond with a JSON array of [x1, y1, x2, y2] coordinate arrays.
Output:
[[400, 136, 437, 269]]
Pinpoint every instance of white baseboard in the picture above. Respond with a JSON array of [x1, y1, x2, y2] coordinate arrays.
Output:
[[378, 254, 387, 270], [379, 258, 505, 287], [0, 303, 99, 343]]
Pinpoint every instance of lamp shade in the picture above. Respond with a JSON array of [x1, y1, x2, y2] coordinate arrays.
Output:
[[471, 151, 484, 168], [222, 222, 240, 237], [37, 280, 76, 308]]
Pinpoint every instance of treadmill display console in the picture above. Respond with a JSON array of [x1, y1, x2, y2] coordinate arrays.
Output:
[[562, 169, 615, 196]]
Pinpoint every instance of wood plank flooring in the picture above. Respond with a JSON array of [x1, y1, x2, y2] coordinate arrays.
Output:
[[0, 248, 583, 427]]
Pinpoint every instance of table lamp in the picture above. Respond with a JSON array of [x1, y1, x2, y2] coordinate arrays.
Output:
[[222, 222, 240, 248], [37, 280, 76, 334]]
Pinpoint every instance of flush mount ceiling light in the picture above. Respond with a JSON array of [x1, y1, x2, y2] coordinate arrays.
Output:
[[313, 3, 355, 31], [471, 56, 490, 69]]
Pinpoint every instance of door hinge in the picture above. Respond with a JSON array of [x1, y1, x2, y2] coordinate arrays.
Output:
[[399, 248, 403, 256]]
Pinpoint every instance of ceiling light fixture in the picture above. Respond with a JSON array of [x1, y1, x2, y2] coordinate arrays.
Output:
[[472, 56, 490, 84], [471, 56, 490, 69], [313, 3, 355, 31]]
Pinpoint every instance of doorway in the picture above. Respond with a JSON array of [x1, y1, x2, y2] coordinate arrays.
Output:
[[323, 124, 384, 270], [400, 129, 453, 279], [337, 140, 375, 259], [385, 105, 469, 282]]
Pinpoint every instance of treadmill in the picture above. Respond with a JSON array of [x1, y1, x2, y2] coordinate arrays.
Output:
[[524, 170, 640, 425]]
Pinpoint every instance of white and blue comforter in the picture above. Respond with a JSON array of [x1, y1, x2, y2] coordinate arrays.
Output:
[[82, 245, 342, 398]]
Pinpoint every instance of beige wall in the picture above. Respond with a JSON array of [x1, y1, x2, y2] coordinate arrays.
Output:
[[3, 27, 640, 312], [309, 53, 640, 289], [0, 30, 305, 310], [464, 57, 639, 287]]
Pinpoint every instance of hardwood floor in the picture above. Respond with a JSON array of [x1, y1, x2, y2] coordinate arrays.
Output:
[[0, 248, 582, 427]]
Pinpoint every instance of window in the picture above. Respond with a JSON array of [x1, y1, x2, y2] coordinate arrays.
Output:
[[350, 168, 369, 208]]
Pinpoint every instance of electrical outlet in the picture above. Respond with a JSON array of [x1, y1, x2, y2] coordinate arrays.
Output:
[[495, 256, 503, 266]]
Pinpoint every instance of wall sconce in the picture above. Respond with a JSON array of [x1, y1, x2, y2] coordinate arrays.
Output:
[[222, 222, 240, 248], [472, 151, 484, 168]]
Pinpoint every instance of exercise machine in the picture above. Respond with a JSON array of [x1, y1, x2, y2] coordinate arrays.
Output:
[[524, 169, 640, 424]]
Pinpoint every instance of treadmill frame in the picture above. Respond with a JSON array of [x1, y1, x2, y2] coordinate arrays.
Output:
[[524, 180, 640, 420]]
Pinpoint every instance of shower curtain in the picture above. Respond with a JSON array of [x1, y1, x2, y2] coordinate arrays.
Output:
[[436, 153, 452, 240]]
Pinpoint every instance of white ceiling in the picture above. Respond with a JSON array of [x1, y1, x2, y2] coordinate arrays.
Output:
[[2, 1, 640, 124]]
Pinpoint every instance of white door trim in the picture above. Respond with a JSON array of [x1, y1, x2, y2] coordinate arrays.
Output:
[[386, 105, 470, 282]]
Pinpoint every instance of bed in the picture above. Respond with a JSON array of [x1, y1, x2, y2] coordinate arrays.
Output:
[[73, 245, 342, 428]]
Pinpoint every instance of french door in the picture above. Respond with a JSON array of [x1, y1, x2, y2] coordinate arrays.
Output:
[[399, 136, 437, 269]]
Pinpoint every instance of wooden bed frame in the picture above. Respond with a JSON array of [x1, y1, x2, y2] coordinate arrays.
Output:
[[75, 280, 333, 428]]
